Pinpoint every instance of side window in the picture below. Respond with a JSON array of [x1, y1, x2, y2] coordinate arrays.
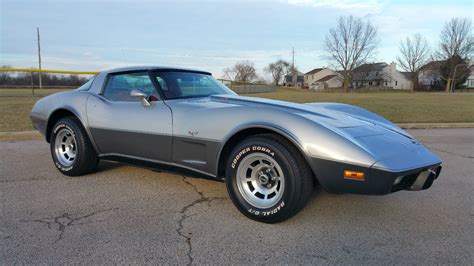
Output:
[[103, 72, 158, 102], [153, 72, 226, 99], [155, 76, 168, 91]]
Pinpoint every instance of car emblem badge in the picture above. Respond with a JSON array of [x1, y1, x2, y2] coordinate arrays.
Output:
[[188, 130, 199, 137]]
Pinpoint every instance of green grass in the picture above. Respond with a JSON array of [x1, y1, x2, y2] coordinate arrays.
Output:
[[1, 87, 473, 132], [0, 89, 70, 132], [244, 87, 474, 123]]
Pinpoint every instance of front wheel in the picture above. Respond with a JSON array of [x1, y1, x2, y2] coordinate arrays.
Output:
[[225, 134, 313, 223], [50, 117, 99, 176]]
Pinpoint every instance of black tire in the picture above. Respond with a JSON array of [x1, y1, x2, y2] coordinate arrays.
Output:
[[225, 134, 313, 223], [50, 117, 99, 176]]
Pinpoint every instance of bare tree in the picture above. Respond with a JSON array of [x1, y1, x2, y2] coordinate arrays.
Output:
[[325, 15, 378, 92], [397, 33, 430, 91], [438, 17, 473, 59], [223, 61, 258, 82], [265, 59, 290, 85], [223, 67, 237, 81], [436, 17, 473, 91]]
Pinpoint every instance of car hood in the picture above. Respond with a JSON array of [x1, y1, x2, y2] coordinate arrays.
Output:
[[210, 94, 405, 135]]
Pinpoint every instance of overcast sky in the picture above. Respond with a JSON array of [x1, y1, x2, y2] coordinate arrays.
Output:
[[1, 0, 472, 78]]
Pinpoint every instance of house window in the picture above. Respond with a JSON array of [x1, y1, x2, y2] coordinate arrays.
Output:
[[375, 72, 379, 76], [395, 81, 398, 86], [385, 80, 388, 86], [369, 81, 373, 86]]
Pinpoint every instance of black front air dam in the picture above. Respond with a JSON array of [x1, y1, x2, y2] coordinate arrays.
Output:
[[308, 157, 442, 195]]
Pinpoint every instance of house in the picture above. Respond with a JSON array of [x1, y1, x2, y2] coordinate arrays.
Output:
[[463, 65, 474, 88], [303, 68, 342, 90], [282, 70, 304, 87], [418, 60, 444, 90], [352, 62, 412, 90], [304, 68, 333, 87], [310, 74, 342, 90]]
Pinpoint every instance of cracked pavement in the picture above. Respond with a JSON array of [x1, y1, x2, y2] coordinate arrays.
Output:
[[1, 128, 473, 264]]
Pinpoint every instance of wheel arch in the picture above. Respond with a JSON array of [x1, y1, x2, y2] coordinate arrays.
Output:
[[45, 108, 99, 154], [216, 124, 315, 180]]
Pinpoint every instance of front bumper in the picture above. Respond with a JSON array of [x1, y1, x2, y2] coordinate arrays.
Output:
[[308, 157, 442, 195], [30, 113, 47, 137]]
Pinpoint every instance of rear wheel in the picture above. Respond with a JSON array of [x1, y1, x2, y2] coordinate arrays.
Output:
[[50, 117, 99, 176], [225, 134, 313, 223]]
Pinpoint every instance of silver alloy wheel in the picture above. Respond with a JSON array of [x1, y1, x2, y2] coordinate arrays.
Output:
[[236, 152, 285, 209], [54, 128, 77, 167]]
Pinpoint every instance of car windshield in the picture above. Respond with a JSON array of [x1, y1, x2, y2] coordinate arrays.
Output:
[[76, 77, 95, 91], [151, 71, 235, 100]]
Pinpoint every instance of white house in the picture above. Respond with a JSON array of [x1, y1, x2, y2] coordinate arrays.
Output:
[[352, 62, 412, 90], [464, 65, 474, 88], [304, 68, 342, 89], [310, 74, 342, 90]]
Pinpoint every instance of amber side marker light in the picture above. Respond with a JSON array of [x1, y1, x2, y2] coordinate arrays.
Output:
[[344, 170, 365, 180]]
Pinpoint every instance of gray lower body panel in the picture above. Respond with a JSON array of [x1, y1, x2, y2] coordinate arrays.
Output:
[[89, 127, 221, 176], [90, 127, 173, 163]]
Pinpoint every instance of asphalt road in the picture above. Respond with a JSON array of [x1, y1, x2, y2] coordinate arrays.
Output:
[[1, 128, 473, 264]]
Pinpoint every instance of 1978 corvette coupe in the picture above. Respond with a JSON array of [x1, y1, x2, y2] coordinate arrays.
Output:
[[31, 66, 442, 223]]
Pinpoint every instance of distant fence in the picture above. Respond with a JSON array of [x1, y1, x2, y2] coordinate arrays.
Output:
[[308, 86, 406, 93], [0, 68, 275, 96], [0, 68, 96, 96], [217, 79, 276, 94]]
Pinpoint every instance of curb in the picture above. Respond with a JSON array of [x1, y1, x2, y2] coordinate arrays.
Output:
[[1, 123, 473, 141]]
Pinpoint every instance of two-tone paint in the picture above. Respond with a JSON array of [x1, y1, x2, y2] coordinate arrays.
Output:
[[30, 66, 442, 195]]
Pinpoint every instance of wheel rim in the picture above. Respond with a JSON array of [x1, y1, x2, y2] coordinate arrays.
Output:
[[54, 128, 77, 167], [236, 152, 285, 209]]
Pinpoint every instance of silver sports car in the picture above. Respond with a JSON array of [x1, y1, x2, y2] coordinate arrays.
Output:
[[30, 66, 442, 223]]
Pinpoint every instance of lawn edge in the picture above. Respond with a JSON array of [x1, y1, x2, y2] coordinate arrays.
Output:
[[397, 122, 474, 129]]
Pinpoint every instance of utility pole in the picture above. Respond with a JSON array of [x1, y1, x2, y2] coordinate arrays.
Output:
[[292, 47, 295, 71], [37, 27, 42, 89], [291, 47, 295, 86]]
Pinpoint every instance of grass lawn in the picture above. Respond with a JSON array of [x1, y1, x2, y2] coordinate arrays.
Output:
[[244, 87, 474, 124], [0, 88, 70, 132], [1, 87, 473, 132]]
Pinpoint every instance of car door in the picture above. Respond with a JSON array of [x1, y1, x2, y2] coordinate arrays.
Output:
[[86, 71, 173, 163]]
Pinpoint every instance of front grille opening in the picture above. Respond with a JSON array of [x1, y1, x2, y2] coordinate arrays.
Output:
[[391, 173, 419, 192]]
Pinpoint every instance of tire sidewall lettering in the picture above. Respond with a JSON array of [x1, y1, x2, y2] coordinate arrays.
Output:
[[231, 145, 275, 169], [230, 143, 288, 218], [52, 122, 77, 172], [248, 201, 285, 217]]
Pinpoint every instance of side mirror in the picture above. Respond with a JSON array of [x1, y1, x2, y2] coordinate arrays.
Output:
[[130, 89, 151, 107]]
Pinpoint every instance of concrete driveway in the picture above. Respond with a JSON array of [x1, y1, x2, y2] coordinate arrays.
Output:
[[1, 128, 473, 264]]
